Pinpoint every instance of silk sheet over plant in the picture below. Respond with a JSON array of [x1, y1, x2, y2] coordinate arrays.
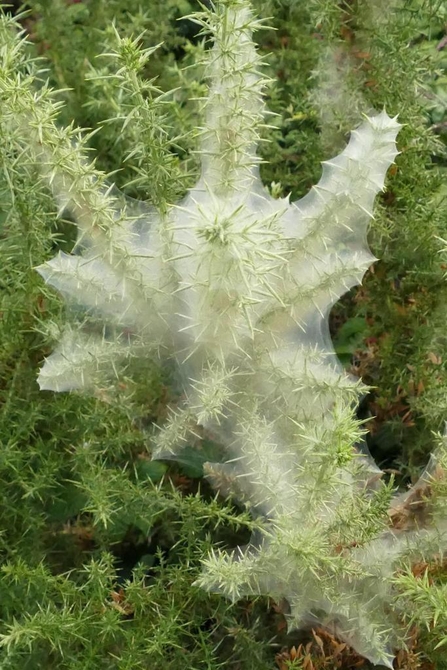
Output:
[[34, 0, 447, 666]]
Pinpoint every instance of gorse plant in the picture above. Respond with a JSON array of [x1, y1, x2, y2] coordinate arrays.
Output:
[[2, 0, 447, 668], [6, 0, 442, 666]]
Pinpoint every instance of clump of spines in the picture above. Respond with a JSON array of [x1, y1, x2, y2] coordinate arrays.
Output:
[[193, 0, 270, 194]]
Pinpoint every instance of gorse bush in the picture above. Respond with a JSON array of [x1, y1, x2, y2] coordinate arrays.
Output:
[[2, 1, 447, 669]]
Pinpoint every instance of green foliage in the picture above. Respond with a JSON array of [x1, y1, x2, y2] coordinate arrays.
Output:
[[1, 0, 447, 668]]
